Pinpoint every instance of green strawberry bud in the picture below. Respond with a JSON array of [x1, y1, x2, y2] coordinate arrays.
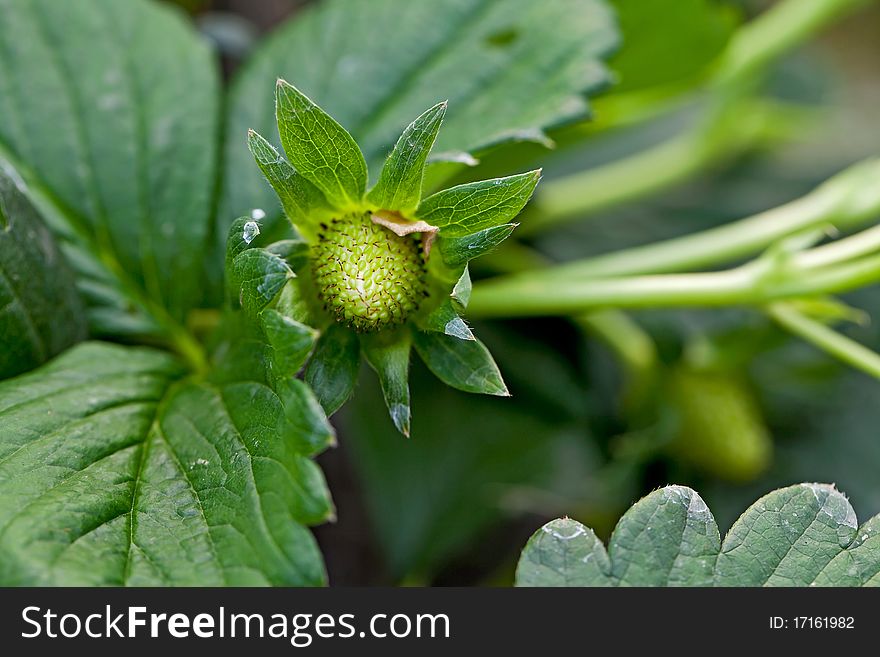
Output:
[[311, 212, 427, 332]]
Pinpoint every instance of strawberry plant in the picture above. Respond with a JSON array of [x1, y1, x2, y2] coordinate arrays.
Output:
[[1, 0, 879, 587]]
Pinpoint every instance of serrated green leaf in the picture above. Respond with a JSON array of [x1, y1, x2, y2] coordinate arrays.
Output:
[[367, 102, 447, 214], [516, 484, 880, 587], [0, 165, 87, 379], [0, 0, 218, 328], [275, 80, 367, 210], [361, 332, 412, 437], [0, 342, 332, 585], [261, 309, 318, 382], [218, 0, 618, 240], [305, 323, 361, 416], [419, 300, 475, 341], [439, 223, 518, 267], [516, 519, 612, 586], [417, 170, 540, 237], [413, 330, 508, 396], [247, 129, 331, 238], [232, 249, 293, 319]]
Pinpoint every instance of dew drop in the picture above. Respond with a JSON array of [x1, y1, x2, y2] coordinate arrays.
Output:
[[242, 220, 260, 244]]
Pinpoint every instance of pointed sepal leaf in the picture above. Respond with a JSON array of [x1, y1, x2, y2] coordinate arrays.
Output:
[[516, 484, 880, 587], [261, 309, 318, 382], [276, 377, 337, 459], [232, 249, 294, 319], [247, 129, 331, 238], [275, 79, 367, 210], [367, 102, 447, 214], [305, 324, 361, 416], [451, 266, 472, 309], [361, 332, 412, 437], [419, 300, 475, 341], [439, 223, 518, 267], [413, 330, 508, 396], [417, 170, 541, 237]]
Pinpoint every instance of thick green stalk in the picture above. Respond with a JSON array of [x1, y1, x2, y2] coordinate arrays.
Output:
[[530, 158, 880, 280], [468, 254, 880, 318]]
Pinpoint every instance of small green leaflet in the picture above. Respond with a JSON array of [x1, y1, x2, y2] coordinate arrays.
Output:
[[304, 324, 361, 416], [362, 332, 412, 437], [516, 484, 880, 586]]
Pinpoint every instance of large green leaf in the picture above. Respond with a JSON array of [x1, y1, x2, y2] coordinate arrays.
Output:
[[218, 0, 618, 239], [516, 483, 880, 586], [0, 165, 86, 379], [0, 0, 218, 334], [0, 342, 333, 586]]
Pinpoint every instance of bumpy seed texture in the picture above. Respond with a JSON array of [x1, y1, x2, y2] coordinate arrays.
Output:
[[311, 212, 427, 332]]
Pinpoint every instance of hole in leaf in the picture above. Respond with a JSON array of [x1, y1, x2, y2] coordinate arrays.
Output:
[[485, 27, 520, 48]]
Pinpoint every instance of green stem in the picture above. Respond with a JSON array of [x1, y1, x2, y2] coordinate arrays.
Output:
[[468, 254, 880, 318], [714, 0, 873, 87], [767, 302, 880, 379], [529, 158, 880, 280]]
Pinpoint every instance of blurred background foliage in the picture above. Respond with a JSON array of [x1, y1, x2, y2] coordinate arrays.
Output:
[[168, 0, 880, 584]]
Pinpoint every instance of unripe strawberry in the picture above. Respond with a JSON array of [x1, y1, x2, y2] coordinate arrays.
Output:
[[311, 212, 427, 332], [668, 367, 772, 482]]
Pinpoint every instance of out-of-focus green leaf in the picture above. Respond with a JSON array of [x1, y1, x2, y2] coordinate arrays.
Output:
[[517, 484, 880, 586], [0, 166, 86, 379], [261, 308, 318, 382], [0, 0, 218, 329], [608, 0, 738, 94]]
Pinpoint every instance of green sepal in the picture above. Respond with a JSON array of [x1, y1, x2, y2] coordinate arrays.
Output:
[[304, 323, 361, 416], [412, 329, 508, 396], [439, 223, 518, 267], [418, 299, 474, 341], [232, 248, 294, 319], [265, 238, 311, 272], [260, 309, 318, 383], [275, 80, 367, 210], [247, 129, 331, 240], [276, 377, 337, 460], [417, 170, 540, 237], [451, 267, 472, 310], [367, 101, 447, 215], [361, 331, 412, 437]]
